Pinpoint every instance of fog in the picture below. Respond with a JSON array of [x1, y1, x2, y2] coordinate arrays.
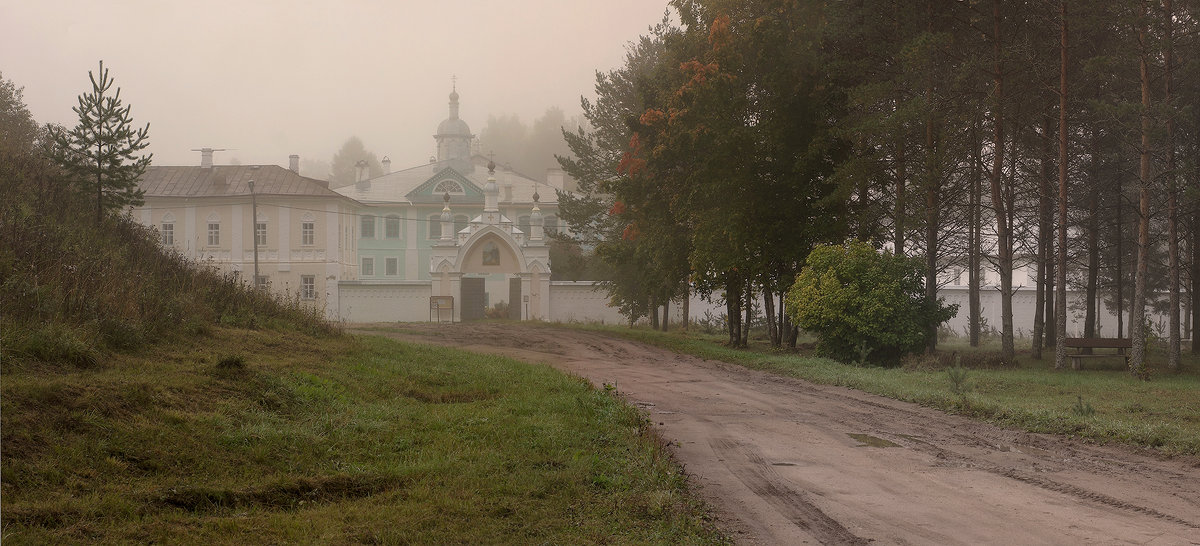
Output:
[[0, 0, 670, 170]]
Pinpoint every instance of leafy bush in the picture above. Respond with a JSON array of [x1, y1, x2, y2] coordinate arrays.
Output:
[[784, 242, 957, 366], [11, 324, 99, 368]]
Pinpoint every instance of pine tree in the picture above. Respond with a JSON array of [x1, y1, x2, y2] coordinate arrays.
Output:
[[51, 61, 151, 225]]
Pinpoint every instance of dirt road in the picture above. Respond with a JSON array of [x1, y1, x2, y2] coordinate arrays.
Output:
[[361, 323, 1200, 545]]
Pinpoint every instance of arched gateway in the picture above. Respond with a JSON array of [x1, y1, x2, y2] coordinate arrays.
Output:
[[429, 161, 550, 321]]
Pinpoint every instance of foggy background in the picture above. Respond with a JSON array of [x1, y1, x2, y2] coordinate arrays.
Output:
[[1, 0, 671, 175]]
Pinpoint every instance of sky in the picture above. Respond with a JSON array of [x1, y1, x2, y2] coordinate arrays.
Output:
[[1, 0, 672, 170]]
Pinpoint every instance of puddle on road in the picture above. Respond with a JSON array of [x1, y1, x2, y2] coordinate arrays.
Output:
[[848, 433, 901, 448]]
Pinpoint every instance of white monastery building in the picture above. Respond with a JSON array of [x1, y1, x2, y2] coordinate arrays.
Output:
[[134, 88, 629, 323], [133, 150, 359, 318]]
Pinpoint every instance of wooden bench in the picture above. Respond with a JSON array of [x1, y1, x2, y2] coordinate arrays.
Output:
[[1063, 337, 1132, 370]]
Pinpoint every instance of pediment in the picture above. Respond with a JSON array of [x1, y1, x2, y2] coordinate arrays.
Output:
[[406, 167, 483, 203]]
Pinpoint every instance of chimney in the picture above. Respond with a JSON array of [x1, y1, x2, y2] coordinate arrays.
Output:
[[289, 154, 300, 173], [382, 156, 391, 174], [200, 147, 214, 169]]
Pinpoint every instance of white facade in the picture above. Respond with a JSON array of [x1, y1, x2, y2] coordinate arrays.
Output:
[[133, 157, 359, 319]]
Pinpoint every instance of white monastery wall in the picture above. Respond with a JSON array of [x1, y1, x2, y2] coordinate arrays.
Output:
[[338, 282, 433, 323], [549, 282, 626, 324], [548, 282, 685, 325]]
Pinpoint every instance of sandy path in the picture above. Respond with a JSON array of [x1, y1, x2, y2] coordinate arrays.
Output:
[[357, 323, 1200, 545]]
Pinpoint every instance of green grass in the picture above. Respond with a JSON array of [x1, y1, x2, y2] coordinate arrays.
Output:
[[1, 327, 724, 544], [560, 324, 1200, 456]]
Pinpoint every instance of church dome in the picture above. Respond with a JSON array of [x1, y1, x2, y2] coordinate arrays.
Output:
[[437, 117, 471, 136]]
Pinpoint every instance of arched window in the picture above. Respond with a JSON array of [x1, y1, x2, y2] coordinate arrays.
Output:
[[434, 179, 464, 194], [454, 214, 469, 235], [544, 214, 558, 235], [518, 215, 530, 235]]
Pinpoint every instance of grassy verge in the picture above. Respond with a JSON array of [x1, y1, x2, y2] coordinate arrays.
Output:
[[559, 324, 1200, 456], [1, 327, 724, 544]]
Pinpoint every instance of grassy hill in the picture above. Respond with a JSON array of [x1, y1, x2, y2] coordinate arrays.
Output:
[[0, 130, 721, 542]]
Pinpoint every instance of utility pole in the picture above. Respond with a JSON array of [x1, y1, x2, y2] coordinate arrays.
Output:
[[249, 177, 260, 289]]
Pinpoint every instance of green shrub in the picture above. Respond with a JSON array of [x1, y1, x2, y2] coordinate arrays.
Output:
[[97, 317, 145, 351], [18, 324, 99, 368], [784, 242, 957, 366]]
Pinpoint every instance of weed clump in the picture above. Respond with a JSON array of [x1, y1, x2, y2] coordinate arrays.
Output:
[[216, 354, 247, 370], [9, 324, 99, 368], [1072, 395, 1096, 417]]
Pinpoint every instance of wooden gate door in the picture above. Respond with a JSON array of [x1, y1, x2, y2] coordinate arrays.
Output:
[[509, 277, 522, 320], [461, 277, 486, 321]]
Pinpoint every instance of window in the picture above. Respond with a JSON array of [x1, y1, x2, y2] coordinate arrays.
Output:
[[518, 215, 530, 235], [302, 221, 315, 246], [207, 222, 220, 246], [360, 215, 375, 238], [255, 222, 267, 246], [454, 214, 468, 235], [385, 215, 400, 238], [301, 275, 316, 300], [434, 179, 464, 194], [428, 215, 442, 239], [386, 257, 398, 276], [361, 257, 375, 276], [545, 215, 559, 235], [161, 223, 174, 245]]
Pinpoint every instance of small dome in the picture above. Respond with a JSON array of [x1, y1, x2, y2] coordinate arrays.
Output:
[[449, 89, 460, 102], [437, 117, 471, 136]]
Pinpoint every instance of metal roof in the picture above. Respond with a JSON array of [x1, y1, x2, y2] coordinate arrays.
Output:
[[335, 155, 563, 206], [138, 165, 345, 198]]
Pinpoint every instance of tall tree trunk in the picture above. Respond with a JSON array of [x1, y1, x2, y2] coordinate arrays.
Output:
[[765, 278, 780, 347], [925, 128, 940, 352], [989, 0, 1015, 362], [1055, 0, 1069, 370], [1192, 190, 1199, 355], [727, 277, 741, 347], [1084, 124, 1100, 345], [1164, 0, 1180, 372], [1130, 0, 1152, 377], [924, 0, 939, 354], [1035, 114, 1055, 358], [1117, 174, 1125, 339], [895, 138, 907, 255], [681, 282, 690, 332], [95, 141, 103, 226], [1045, 257, 1057, 347], [1033, 236, 1047, 358], [661, 301, 670, 332], [650, 301, 660, 330], [783, 292, 798, 349], [742, 284, 752, 348], [969, 117, 983, 347]]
